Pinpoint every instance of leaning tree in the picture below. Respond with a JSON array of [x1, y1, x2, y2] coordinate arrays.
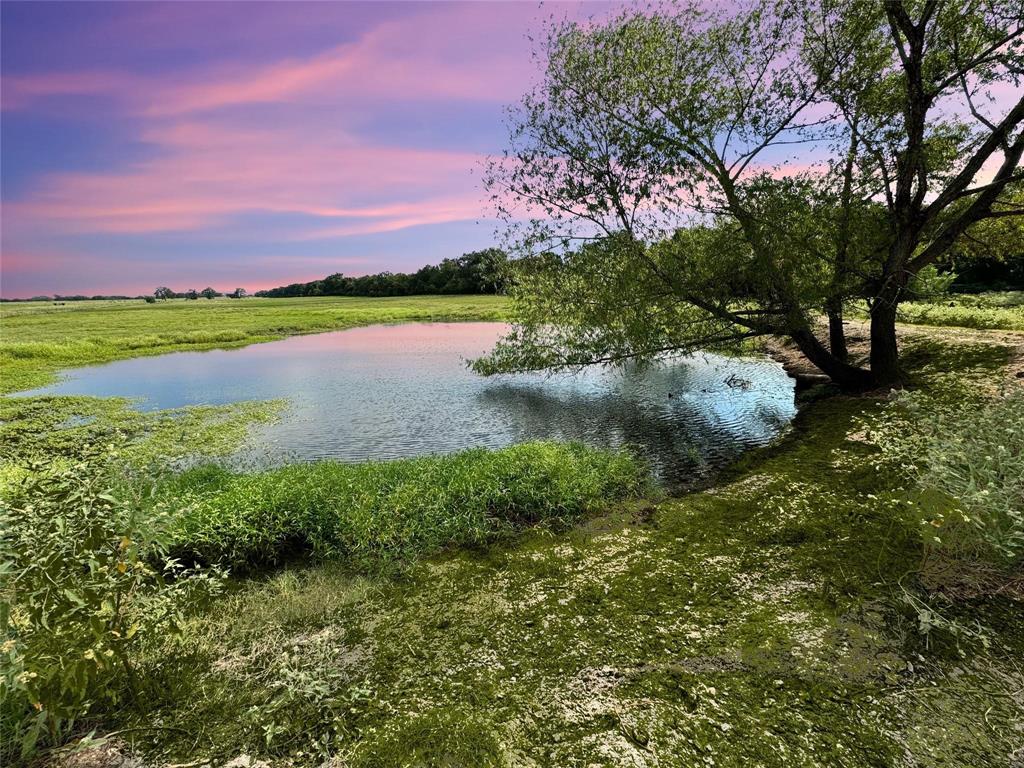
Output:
[[476, 0, 1024, 390]]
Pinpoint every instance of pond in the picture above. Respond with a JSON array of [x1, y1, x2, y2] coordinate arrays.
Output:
[[18, 322, 797, 488]]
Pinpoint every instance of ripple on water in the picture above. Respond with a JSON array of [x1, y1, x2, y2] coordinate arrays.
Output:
[[15, 323, 797, 489]]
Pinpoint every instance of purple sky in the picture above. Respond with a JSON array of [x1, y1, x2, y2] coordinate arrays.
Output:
[[1, 1, 615, 297]]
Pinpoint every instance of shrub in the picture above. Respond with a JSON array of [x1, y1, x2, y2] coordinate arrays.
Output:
[[895, 302, 1024, 331], [166, 442, 649, 573], [0, 453, 224, 760]]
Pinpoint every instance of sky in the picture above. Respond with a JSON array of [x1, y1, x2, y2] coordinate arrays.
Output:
[[1, 1, 614, 298]]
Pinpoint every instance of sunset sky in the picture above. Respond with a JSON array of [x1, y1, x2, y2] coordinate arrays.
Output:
[[1, 1, 611, 298]]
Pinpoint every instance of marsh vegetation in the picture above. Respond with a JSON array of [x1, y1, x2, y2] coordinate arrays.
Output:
[[2, 293, 1023, 766], [2, 0, 1023, 765]]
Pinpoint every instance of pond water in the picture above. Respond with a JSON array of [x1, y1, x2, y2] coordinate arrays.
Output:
[[18, 322, 797, 488]]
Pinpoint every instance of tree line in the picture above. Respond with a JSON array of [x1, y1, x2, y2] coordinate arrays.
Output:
[[147, 286, 246, 302], [254, 249, 508, 298], [2, 250, 510, 303]]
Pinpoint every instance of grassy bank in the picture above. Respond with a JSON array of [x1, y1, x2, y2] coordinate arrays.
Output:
[[0, 295, 507, 393], [164, 443, 649, 573], [3, 331, 1016, 768], [1, 442, 647, 763]]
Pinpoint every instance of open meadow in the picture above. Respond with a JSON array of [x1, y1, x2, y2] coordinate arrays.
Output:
[[3, 1, 1024, 765], [2, 295, 1023, 767], [0, 295, 508, 394]]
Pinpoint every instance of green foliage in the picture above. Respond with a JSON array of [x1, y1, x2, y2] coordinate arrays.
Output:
[[950, 186, 1024, 270], [896, 300, 1024, 331], [849, 292, 1024, 331], [869, 388, 1024, 566], [482, 0, 1023, 388], [257, 249, 508, 298], [0, 453, 224, 760], [165, 442, 648, 573], [908, 265, 957, 301]]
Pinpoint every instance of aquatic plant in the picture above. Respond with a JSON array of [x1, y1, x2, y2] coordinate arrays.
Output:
[[869, 388, 1024, 567], [166, 442, 649, 573]]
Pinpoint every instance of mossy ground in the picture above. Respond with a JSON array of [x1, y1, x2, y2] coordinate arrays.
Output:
[[4, 299, 1022, 767], [89, 334, 1022, 768]]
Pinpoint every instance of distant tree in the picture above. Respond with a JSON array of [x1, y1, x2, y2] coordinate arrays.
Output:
[[183, 289, 199, 300], [200, 287, 219, 300], [143, 296, 157, 304], [228, 288, 247, 299], [154, 287, 173, 301], [254, 251, 509, 298]]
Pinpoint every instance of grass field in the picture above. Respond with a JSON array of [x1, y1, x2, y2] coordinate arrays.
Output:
[[2, 295, 1023, 766], [18, 332, 1014, 768], [895, 296, 1024, 331], [875, 291, 1024, 331], [0, 295, 507, 393]]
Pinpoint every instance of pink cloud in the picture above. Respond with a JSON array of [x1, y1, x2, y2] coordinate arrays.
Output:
[[9, 117, 487, 236], [4, 4, 544, 116], [0, 1, 627, 296], [0, 71, 141, 111], [5, 4, 537, 242]]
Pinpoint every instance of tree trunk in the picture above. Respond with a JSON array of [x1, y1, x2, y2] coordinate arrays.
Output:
[[869, 300, 901, 386], [789, 326, 873, 392], [825, 299, 848, 362]]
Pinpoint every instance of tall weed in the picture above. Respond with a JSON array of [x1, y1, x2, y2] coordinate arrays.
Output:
[[0, 452, 224, 761], [166, 442, 648, 573]]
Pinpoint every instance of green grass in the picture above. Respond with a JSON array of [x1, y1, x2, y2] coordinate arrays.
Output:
[[3, 296, 1022, 766], [847, 291, 1024, 331], [76, 335, 1020, 768], [0, 295, 507, 393], [0, 441, 646, 763], [162, 443, 649, 573], [896, 300, 1024, 330]]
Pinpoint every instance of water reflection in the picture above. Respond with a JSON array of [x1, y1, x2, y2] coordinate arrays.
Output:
[[15, 323, 796, 489]]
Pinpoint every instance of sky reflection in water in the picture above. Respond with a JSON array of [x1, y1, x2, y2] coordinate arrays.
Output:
[[19, 323, 797, 488]]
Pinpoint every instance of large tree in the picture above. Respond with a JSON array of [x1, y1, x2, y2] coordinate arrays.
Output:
[[476, 0, 1024, 390]]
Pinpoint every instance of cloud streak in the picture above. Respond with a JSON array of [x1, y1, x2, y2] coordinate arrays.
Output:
[[3, 1, 598, 295], [8, 120, 487, 235]]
